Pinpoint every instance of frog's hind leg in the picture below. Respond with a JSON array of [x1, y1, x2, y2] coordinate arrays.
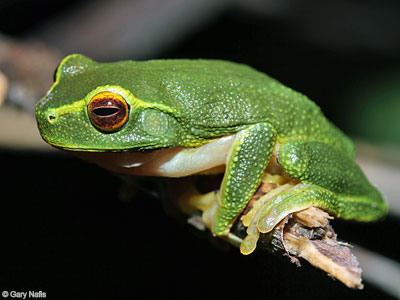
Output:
[[257, 140, 387, 234], [240, 141, 387, 254], [213, 122, 276, 236]]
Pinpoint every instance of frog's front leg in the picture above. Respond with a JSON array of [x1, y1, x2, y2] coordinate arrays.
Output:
[[212, 122, 276, 236]]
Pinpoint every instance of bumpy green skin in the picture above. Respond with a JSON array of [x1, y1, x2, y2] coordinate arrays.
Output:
[[215, 123, 276, 234], [256, 141, 386, 233], [35, 54, 387, 236]]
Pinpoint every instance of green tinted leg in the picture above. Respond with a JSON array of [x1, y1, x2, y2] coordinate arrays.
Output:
[[213, 123, 276, 236], [255, 140, 387, 233]]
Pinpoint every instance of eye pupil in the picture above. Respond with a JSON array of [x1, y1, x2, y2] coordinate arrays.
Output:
[[93, 107, 120, 117]]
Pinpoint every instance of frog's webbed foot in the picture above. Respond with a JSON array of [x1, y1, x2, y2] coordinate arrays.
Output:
[[236, 181, 364, 289], [240, 182, 338, 254]]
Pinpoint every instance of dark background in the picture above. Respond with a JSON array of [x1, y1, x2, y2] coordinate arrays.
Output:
[[1, 0, 399, 299]]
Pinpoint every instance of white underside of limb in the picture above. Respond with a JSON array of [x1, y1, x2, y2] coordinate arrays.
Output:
[[156, 134, 235, 177]]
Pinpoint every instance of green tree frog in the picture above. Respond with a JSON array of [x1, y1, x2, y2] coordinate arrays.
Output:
[[35, 54, 386, 240]]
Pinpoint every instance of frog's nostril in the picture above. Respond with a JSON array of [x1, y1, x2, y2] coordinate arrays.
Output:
[[48, 114, 56, 123]]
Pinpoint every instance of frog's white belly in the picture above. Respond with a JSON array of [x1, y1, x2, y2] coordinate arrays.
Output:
[[74, 134, 236, 177]]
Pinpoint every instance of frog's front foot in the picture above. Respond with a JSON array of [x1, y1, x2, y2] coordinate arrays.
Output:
[[240, 181, 333, 254], [175, 171, 302, 247]]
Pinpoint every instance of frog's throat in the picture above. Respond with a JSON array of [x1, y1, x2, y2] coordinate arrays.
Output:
[[47, 85, 175, 119], [72, 134, 237, 177]]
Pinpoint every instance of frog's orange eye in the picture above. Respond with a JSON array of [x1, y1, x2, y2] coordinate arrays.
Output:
[[88, 91, 129, 132]]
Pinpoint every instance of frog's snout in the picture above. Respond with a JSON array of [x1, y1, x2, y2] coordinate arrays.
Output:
[[35, 101, 57, 143]]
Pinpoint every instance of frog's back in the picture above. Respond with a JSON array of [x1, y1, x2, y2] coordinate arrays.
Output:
[[139, 59, 354, 157]]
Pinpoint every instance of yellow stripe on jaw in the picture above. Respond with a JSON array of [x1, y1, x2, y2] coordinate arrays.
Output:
[[48, 99, 87, 119]]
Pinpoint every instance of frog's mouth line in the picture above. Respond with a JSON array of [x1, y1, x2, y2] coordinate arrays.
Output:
[[56, 145, 157, 153]]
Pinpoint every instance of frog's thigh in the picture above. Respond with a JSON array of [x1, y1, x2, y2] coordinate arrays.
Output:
[[213, 122, 276, 236], [256, 140, 387, 233]]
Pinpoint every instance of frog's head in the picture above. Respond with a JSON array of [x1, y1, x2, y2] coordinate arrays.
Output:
[[36, 54, 189, 152]]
